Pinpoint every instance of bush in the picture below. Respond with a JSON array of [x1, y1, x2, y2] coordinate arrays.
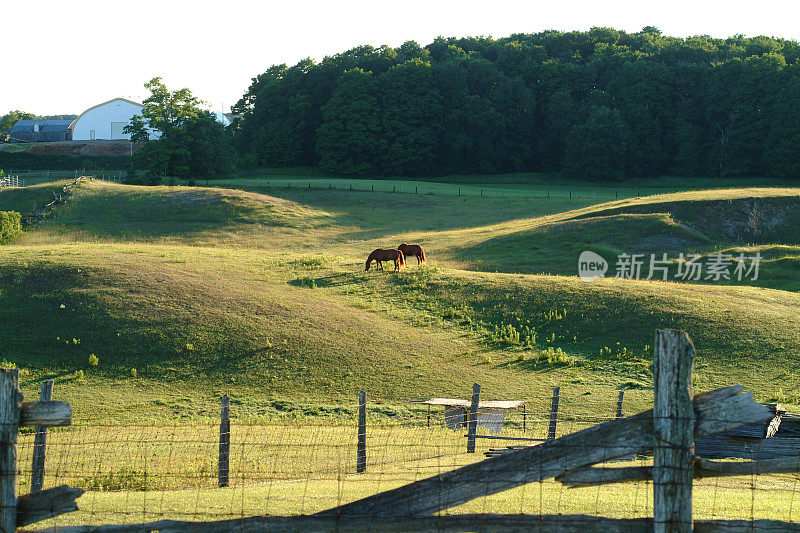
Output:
[[0, 211, 22, 243]]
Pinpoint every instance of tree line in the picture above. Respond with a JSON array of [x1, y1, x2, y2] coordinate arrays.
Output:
[[0, 111, 77, 132], [232, 27, 800, 181]]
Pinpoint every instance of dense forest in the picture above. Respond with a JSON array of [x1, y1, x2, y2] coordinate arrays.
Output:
[[233, 27, 800, 181]]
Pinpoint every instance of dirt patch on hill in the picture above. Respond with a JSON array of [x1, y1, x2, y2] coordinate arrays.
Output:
[[583, 196, 800, 244], [25, 141, 140, 156], [161, 189, 296, 208], [234, 190, 295, 206]]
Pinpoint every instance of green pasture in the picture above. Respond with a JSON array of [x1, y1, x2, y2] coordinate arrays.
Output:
[[1, 176, 799, 524], [20, 424, 800, 527]]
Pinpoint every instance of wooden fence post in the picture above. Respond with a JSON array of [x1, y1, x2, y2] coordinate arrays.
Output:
[[615, 390, 625, 420], [31, 381, 54, 493], [0, 368, 21, 533], [357, 391, 367, 473], [653, 330, 695, 533], [466, 383, 480, 453], [548, 386, 560, 440], [522, 404, 526, 431], [218, 395, 230, 488]]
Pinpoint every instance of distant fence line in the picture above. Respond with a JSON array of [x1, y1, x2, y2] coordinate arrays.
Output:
[[245, 179, 639, 201], [2, 168, 126, 181], [0, 175, 22, 188], [1, 170, 647, 200]]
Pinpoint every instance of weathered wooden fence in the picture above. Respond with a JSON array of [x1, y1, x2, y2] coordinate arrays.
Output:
[[20, 176, 89, 227], [5, 329, 800, 532], [0, 370, 79, 532]]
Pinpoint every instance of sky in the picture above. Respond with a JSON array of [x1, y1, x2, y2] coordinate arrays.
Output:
[[2, 0, 799, 116]]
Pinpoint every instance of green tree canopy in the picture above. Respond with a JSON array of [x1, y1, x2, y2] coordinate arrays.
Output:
[[563, 107, 629, 181], [316, 69, 382, 176], [0, 111, 36, 132], [234, 29, 800, 181], [126, 79, 234, 182]]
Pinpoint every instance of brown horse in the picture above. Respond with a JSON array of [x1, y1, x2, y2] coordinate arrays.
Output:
[[397, 243, 426, 265], [365, 248, 406, 272]]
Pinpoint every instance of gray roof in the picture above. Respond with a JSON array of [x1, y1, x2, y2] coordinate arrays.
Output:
[[9, 119, 73, 132]]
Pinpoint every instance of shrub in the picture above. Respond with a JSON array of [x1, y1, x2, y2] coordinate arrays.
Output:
[[293, 256, 332, 269], [0, 151, 130, 171], [88, 353, 99, 367], [0, 211, 22, 243], [130, 368, 138, 378]]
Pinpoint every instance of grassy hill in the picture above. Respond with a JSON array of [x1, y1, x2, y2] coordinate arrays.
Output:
[[1, 179, 799, 424]]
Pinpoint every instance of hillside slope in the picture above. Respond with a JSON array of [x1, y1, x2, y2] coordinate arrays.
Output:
[[1, 180, 798, 421]]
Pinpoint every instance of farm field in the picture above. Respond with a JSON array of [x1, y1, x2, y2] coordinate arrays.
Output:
[[1, 176, 799, 524], [19, 421, 800, 527]]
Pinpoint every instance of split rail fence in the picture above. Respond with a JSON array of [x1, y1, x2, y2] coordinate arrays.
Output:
[[20, 176, 88, 227], [2, 329, 800, 531]]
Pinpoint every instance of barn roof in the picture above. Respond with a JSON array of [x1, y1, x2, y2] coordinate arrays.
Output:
[[9, 119, 74, 132]]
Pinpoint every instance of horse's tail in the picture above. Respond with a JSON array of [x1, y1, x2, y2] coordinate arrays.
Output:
[[365, 255, 372, 271], [397, 250, 405, 268], [420, 247, 426, 263]]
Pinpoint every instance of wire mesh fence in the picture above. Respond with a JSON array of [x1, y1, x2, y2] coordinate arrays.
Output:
[[12, 383, 800, 530]]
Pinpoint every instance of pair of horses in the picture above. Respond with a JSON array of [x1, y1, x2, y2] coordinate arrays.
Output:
[[365, 243, 426, 272]]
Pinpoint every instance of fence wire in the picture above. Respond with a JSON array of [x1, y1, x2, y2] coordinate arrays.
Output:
[[14, 387, 800, 530]]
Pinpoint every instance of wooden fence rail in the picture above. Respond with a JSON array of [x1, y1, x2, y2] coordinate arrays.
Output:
[[0, 369, 80, 532], [5, 329, 798, 532]]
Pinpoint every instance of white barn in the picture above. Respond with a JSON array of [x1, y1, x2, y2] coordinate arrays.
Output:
[[71, 97, 230, 141], [70, 98, 159, 141]]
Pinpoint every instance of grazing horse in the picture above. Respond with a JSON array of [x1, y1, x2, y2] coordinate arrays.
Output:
[[365, 248, 406, 272], [397, 243, 426, 265]]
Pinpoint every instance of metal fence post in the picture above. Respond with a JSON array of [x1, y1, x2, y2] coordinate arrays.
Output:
[[218, 395, 230, 487], [466, 383, 480, 453], [548, 386, 560, 440], [357, 391, 366, 473]]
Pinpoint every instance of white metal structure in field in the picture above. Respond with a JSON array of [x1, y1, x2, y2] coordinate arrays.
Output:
[[70, 98, 159, 141], [70, 98, 231, 141]]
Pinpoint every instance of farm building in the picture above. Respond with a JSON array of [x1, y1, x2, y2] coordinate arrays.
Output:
[[70, 98, 159, 141], [70, 98, 231, 141], [212, 111, 233, 127], [6, 119, 73, 142]]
